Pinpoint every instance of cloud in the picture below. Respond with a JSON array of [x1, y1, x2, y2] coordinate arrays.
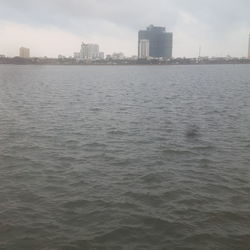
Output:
[[0, 21, 137, 57], [0, 21, 81, 57], [0, 0, 249, 57]]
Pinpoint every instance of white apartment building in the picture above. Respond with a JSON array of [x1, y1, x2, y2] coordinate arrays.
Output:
[[138, 39, 149, 59], [80, 43, 99, 60]]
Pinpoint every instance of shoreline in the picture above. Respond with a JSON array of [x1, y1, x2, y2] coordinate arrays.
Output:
[[1, 62, 250, 66], [1, 57, 250, 66]]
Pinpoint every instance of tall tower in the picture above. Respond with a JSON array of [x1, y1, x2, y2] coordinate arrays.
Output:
[[138, 25, 173, 59], [248, 34, 250, 59]]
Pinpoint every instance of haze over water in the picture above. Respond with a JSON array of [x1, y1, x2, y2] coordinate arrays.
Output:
[[0, 64, 250, 250]]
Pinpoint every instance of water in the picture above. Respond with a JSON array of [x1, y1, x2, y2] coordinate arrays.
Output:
[[0, 64, 250, 250]]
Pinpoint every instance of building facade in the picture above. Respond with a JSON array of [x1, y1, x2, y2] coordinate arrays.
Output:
[[138, 25, 173, 59], [80, 43, 99, 60], [138, 39, 150, 59], [19, 47, 30, 58]]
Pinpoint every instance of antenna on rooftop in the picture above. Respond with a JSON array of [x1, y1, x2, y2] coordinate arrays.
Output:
[[198, 46, 202, 58]]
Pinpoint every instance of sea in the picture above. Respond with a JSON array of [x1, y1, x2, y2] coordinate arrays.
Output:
[[0, 64, 250, 250]]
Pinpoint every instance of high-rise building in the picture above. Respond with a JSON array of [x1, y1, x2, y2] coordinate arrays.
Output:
[[19, 47, 30, 58], [80, 43, 99, 60], [138, 39, 150, 59], [248, 34, 250, 59], [138, 25, 173, 59]]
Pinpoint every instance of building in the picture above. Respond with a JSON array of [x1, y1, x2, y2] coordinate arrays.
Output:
[[58, 55, 66, 59], [138, 39, 150, 59], [138, 25, 173, 59], [73, 52, 81, 59], [98, 52, 105, 60], [248, 34, 250, 59], [80, 43, 99, 60], [111, 52, 125, 60], [19, 47, 30, 58], [106, 54, 112, 60], [128, 55, 138, 61]]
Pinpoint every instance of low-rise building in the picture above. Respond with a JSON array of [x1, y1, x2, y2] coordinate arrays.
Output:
[[111, 52, 125, 60], [73, 52, 81, 59], [98, 52, 105, 60]]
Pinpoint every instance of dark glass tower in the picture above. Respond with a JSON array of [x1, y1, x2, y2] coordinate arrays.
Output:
[[138, 25, 173, 59]]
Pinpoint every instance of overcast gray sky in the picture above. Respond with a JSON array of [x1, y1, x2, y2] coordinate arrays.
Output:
[[0, 0, 249, 58]]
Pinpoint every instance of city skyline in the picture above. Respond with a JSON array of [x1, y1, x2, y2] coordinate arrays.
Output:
[[0, 0, 250, 58], [6, 31, 250, 60]]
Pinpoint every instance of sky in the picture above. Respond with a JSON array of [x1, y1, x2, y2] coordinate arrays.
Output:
[[0, 0, 250, 58]]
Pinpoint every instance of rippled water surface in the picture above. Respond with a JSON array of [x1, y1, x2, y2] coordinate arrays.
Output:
[[0, 64, 250, 250]]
